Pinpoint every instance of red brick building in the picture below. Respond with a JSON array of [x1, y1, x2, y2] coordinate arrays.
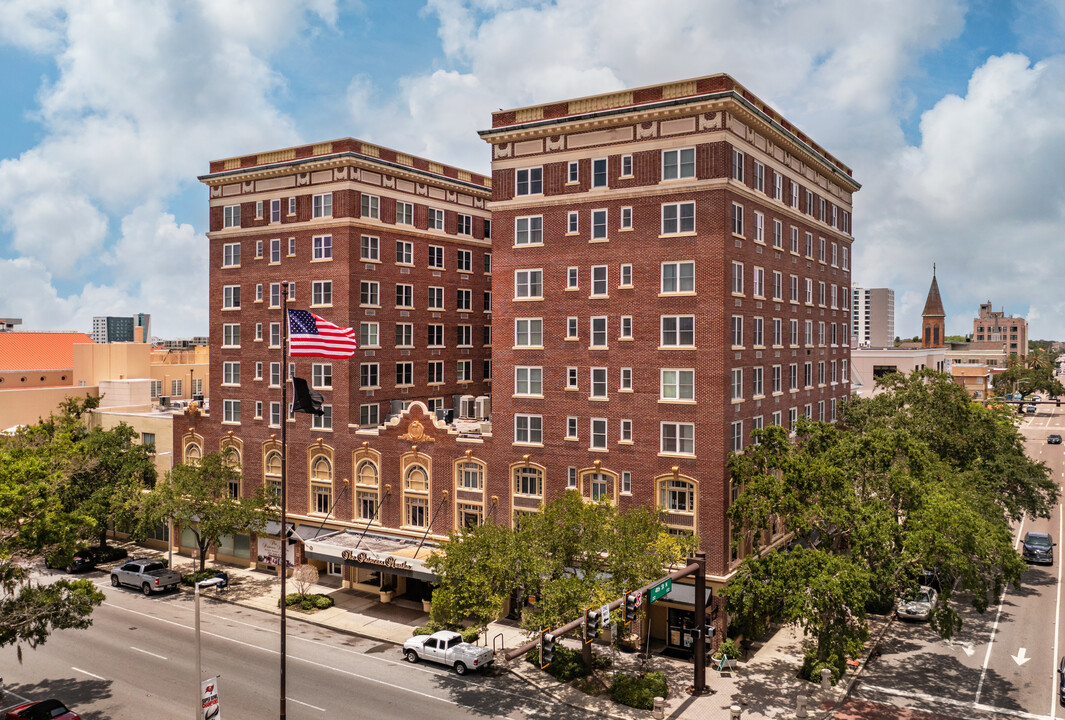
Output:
[[479, 74, 859, 581]]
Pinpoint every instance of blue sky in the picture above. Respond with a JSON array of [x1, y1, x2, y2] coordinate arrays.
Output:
[[1, 0, 1064, 341]]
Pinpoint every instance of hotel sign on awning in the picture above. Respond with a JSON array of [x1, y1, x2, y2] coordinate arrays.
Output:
[[340, 549, 412, 571]]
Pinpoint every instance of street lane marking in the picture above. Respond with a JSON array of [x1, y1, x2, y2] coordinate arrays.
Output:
[[290, 698, 326, 711], [976, 520, 1026, 705], [71, 666, 105, 680], [1013, 647, 1031, 665], [863, 684, 1051, 720], [130, 646, 167, 660]]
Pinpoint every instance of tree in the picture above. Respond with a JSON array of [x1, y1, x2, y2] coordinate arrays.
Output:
[[142, 452, 275, 571], [292, 565, 319, 601], [426, 491, 696, 666], [726, 370, 1053, 678], [991, 351, 1064, 398], [0, 414, 105, 656]]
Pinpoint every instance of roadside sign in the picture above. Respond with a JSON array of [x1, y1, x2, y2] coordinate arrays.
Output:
[[600, 603, 610, 626], [634, 590, 643, 608], [648, 578, 672, 603]]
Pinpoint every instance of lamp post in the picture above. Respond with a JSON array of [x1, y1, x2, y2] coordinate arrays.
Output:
[[195, 576, 226, 720]]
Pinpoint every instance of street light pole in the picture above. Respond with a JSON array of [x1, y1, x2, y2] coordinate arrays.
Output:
[[195, 577, 225, 720]]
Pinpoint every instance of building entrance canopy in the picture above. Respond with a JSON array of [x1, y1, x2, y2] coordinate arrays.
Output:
[[303, 530, 439, 582]]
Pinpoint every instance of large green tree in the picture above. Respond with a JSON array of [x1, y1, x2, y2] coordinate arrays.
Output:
[[427, 491, 696, 662], [142, 452, 275, 571], [726, 370, 1052, 679], [992, 351, 1064, 398]]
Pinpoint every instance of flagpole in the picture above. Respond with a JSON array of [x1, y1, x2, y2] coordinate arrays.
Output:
[[280, 293, 288, 720]]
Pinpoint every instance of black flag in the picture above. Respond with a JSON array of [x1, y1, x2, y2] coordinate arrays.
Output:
[[291, 377, 325, 416]]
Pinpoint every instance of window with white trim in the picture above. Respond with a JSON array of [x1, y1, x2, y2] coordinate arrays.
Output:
[[661, 422, 695, 455], [515, 216, 543, 245], [515, 318, 543, 347], [223, 285, 241, 309], [661, 369, 694, 401], [591, 266, 608, 296], [396, 201, 413, 225], [591, 209, 608, 240], [591, 158, 607, 187], [359, 322, 379, 348], [515, 269, 543, 299], [515, 366, 542, 396], [222, 243, 241, 267], [590, 367, 608, 399], [428, 208, 445, 231], [396, 240, 413, 264], [313, 193, 332, 218], [515, 415, 543, 444], [662, 261, 694, 293], [662, 202, 695, 234], [663, 148, 695, 180], [516, 167, 543, 195], [731, 148, 744, 182], [732, 203, 744, 235], [590, 418, 608, 449], [590, 316, 607, 347], [223, 204, 241, 228], [620, 207, 633, 229], [661, 316, 694, 346]]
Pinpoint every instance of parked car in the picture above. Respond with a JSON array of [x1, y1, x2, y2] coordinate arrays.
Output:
[[64, 549, 97, 574], [1022, 531, 1055, 565], [896, 585, 938, 622], [1050, 434, 1063, 445], [4, 699, 81, 719], [402, 630, 494, 675], [1033, 395, 1043, 402], [110, 559, 181, 595], [1058, 655, 1065, 705], [1026, 404, 1038, 414]]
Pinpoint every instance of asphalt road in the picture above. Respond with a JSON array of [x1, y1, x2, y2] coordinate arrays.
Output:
[[0, 577, 570, 720], [852, 402, 1065, 720]]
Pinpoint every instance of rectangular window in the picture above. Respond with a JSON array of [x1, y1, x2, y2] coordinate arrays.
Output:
[[515, 415, 543, 444], [360, 193, 380, 220], [313, 193, 332, 218], [805, 189, 814, 216], [621, 154, 633, 176], [222, 243, 241, 267], [222, 361, 240, 386], [255, 200, 263, 219], [427, 361, 444, 383], [312, 363, 333, 389], [753, 316, 764, 347], [661, 316, 695, 346], [357, 235, 375, 261], [772, 365, 782, 394], [590, 316, 607, 347], [591, 209, 608, 240], [590, 418, 607, 449], [790, 226, 799, 254], [566, 317, 578, 339], [360, 404, 379, 427], [731, 148, 744, 182], [360, 280, 378, 306], [620, 367, 632, 390], [819, 237, 826, 263], [269, 402, 281, 426], [567, 161, 579, 183], [428, 208, 445, 231], [661, 369, 695, 401], [789, 364, 798, 391], [457, 324, 472, 347], [429, 287, 444, 310], [754, 212, 765, 243], [457, 360, 472, 383], [842, 246, 850, 270], [359, 322, 379, 348], [428, 245, 445, 269], [663, 148, 695, 180], [620, 316, 632, 339], [661, 422, 695, 455], [456, 288, 471, 311], [590, 367, 608, 398], [772, 219, 783, 249], [567, 267, 579, 290], [772, 271, 783, 301], [288, 197, 296, 215], [313, 280, 333, 306], [732, 262, 744, 294], [731, 421, 743, 453], [457, 214, 472, 236], [592, 158, 608, 187], [774, 172, 783, 201], [515, 269, 543, 299], [753, 366, 764, 397], [396, 201, 414, 225], [789, 275, 799, 303], [457, 249, 472, 272], [790, 319, 799, 346], [515, 216, 543, 245], [662, 202, 695, 234], [567, 211, 579, 234], [269, 362, 281, 387], [515, 167, 543, 195], [269, 283, 281, 308], [732, 203, 744, 235], [620, 264, 632, 286], [223, 285, 241, 309], [223, 399, 240, 424], [223, 204, 241, 228], [270, 199, 281, 223], [396, 240, 413, 264], [753, 267, 765, 298], [591, 266, 608, 296], [515, 366, 543, 396], [566, 417, 578, 440], [566, 367, 579, 390], [396, 284, 413, 308], [772, 317, 782, 346], [731, 315, 743, 347], [805, 279, 813, 304], [360, 363, 379, 389], [515, 318, 543, 347], [753, 161, 765, 192], [791, 182, 799, 209], [427, 324, 444, 347], [269, 238, 281, 263], [622, 471, 632, 493], [805, 232, 814, 258], [661, 262, 695, 294], [731, 368, 743, 400], [620, 207, 633, 229]]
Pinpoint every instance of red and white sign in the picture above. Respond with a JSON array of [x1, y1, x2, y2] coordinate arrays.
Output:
[[201, 676, 220, 719]]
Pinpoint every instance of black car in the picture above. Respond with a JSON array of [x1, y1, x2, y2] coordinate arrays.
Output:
[[65, 549, 97, 574], [1059, 655, 1065, 705], [1022, 531, 1055, 565], [1050, 434, 1063, 445]]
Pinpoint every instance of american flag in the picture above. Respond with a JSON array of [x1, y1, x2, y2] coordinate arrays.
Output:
[[287, 309, 358, 358]]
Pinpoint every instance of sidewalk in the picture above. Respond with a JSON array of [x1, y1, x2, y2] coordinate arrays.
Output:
[[149, 545, 871, 720]]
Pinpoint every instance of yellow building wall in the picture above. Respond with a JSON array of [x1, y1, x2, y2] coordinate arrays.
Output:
[[151, 346, 210, 401], [89, 410, 175, 480], [73, 342, 151, 387], [0, 385, 98, 431]]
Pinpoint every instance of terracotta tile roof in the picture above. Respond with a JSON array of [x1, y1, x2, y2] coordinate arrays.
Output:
[[0, 332, 95, 371]]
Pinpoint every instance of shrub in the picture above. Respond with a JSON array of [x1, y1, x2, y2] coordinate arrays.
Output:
[[276, 592, 334, 611], [524, 644, 588, 682], [313, 595, 333, 609], [800, 650, 845, 685], [716, 638, 741, 660], [96, 546, 130, 563], [459, 627, 480, 644], [412, 621, 444, 636], [612, 671, 668, 710]]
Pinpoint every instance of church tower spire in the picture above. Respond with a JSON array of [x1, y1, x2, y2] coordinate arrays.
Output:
[[921, 265, 945, 348]]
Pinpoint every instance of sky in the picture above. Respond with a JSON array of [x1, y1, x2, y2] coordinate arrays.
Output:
[[1, 0, 1064, 341]]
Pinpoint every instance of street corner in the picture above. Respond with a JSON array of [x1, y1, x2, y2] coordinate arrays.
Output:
[[832, 698, 966, 720]]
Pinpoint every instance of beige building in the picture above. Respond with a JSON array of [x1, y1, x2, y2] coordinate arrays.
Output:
[[949, 362, 991, 399], [851, 287, 894, 348], [850, 346, 947, 397], [969, 301, 1028, 359]]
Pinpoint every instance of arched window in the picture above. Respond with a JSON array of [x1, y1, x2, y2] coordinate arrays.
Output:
[[453, 457, 486, 529], [184, 443, 202, 466], [657, 476, 697, 536], [222, 447, 242, 498], [403, 464, 429, 528], [355, 460, 379, 522], [456, 461, 483, 491], [513, 466, 542, 497], [310, 456, 332, 515], [264, 451, 282, 499]]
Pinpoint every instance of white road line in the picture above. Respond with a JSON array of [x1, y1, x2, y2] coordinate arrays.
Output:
[[71, 666, 105, 680], [130, 646, 168, 660], [976, 520, 1026, 705], [1054, 504, 1064, 720], [864, 684, 1052, 720], [290, 698, 326, 711]]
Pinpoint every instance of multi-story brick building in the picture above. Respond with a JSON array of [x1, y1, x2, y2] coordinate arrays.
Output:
[[970, 300, 1028, 359], [478, 74, 859, 580], [186, 139, 492, 576]]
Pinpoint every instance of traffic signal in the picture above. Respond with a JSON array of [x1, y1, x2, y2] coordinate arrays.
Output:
[[624, 591, 638, 624], [539, 628, 555, 669], [584, 607, 601, 644]]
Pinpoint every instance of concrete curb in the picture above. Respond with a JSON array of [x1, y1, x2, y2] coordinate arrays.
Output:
[[504, 664, 644, 720], [816, 616, 895, 718]]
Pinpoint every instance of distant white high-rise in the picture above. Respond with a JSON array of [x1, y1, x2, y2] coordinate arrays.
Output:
[[851, 287, 895, 347]]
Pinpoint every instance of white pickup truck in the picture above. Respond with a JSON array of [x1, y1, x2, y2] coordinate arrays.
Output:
[[402, 630, 494, 675], [110, 559, 181, 595]]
